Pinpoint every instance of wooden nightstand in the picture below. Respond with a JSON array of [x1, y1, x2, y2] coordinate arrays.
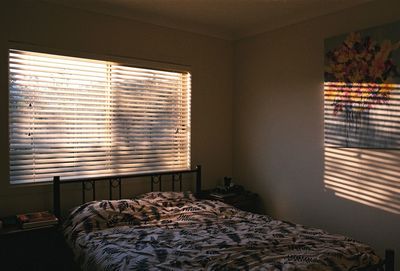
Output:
[[200, 190, 260, 213], [0, 218, 73, 271]]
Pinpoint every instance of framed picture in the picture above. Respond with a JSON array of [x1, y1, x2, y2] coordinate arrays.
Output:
[[324, 20, 400, 149]]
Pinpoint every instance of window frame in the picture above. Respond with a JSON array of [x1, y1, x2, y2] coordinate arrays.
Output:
[[8, 43, 192, 185]]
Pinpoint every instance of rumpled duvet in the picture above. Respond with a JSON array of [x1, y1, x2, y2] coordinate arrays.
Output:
[[63, 192, 381, 271]]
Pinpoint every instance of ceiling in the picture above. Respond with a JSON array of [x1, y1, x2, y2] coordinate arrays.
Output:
[[42, 0, 373, 40]]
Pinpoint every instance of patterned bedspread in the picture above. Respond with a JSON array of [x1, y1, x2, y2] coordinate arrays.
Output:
[[64, 192, 380, 271]]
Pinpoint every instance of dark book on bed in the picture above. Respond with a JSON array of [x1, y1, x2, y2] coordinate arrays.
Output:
[[16, 211, 58, 229]]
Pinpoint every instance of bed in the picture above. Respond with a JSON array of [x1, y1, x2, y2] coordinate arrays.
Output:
[[53, 166, 394, 271]]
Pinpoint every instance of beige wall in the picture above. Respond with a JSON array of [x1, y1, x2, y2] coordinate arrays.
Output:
[[234, 0, 400, 266], [0, 0, 233, 216]]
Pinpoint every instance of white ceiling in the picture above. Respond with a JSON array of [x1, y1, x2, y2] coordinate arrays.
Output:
[[42, 0, 373, 40]]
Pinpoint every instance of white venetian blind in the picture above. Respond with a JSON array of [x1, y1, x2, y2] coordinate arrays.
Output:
[[9, 49, 191, 184]]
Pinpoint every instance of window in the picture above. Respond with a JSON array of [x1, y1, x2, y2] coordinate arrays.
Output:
[[9, 49, 191, 184]]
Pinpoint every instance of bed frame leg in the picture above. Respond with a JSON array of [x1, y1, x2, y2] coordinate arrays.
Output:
[[196, 165, 202, 195], [53, 176, 61, 219], [385, 249, 394, 271]]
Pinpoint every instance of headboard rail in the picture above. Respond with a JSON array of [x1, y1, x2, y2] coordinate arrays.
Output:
[[53, 165, 202, 219]]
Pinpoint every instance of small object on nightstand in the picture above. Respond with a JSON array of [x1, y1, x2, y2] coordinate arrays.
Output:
[[224, 176, 232, 187], [16, 211, 58, 229]]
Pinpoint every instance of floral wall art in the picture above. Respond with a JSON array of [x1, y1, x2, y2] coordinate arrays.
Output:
[[324, 20, 400, 148]]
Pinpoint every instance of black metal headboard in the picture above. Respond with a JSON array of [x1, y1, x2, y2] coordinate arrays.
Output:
[[53, 165, 202, 219]]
